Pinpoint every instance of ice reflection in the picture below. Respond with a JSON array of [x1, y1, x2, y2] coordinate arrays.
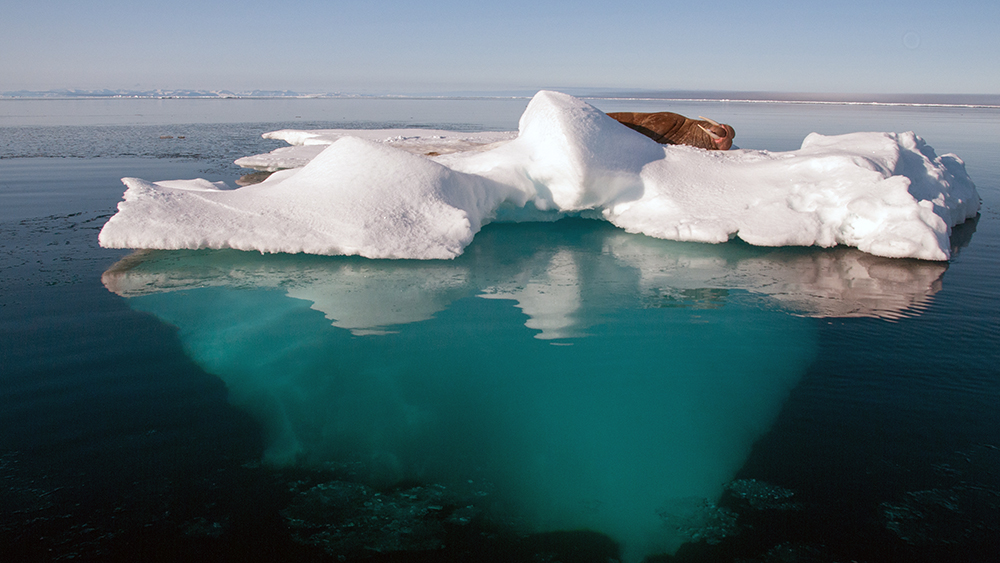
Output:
[[603, 234, 948, 321], [105, 220, 949, 333], [102, 220, 951, 559], [479, 249, 584, 339]]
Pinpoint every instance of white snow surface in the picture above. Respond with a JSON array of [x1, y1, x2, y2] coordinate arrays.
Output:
[[99, 91, 980, 261], [234, 129, 517, 171]]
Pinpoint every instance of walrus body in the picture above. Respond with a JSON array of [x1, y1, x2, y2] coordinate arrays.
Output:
[[607, 112, 735, 150]]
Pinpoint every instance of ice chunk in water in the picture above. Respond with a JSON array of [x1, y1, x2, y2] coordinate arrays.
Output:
[[100, 91, 979, 261]]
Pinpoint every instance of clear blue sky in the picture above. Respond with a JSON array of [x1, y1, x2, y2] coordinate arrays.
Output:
[[2, 0, 997, 94]]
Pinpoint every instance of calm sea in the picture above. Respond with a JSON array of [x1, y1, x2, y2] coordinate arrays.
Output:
[[2, 97, 999, 563]]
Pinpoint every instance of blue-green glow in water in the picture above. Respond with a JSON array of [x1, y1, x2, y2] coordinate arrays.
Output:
[[106, 219, 952, 558]]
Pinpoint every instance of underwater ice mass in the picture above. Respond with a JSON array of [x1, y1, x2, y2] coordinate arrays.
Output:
[[103, 222, 957, 559], [105, 235, 821, 561], [99, 91, 979, 261]]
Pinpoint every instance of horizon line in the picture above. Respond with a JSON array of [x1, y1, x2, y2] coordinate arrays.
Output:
[[3, 88, 1000, 109]]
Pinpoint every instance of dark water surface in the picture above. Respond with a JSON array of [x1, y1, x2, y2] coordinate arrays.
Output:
[[2, 98, 999, 562]]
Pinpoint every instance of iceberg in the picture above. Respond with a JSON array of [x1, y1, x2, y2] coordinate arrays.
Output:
[[99, 90, 980, 261]]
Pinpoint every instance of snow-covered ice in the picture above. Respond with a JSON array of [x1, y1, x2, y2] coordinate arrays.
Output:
[[99, 91, 980, 261], [234, 129, 517, 171]]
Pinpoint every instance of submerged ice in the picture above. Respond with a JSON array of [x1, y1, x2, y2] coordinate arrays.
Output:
[[98, 91, 979, 261], [102, 223, 960, 559], [106, 236, 818, 561]]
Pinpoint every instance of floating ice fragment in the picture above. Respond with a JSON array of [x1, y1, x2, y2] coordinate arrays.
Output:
[[100, 91, 979, 261]]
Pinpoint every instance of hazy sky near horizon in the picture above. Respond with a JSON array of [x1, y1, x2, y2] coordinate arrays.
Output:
[[2, 0, 997, 94]]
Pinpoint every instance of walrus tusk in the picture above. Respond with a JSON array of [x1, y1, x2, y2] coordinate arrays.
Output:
[[697, 124, 722, 140], [698, 116, 722, 127]]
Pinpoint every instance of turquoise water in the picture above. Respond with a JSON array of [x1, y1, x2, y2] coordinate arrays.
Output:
[[2, 98, 999, 562], [113, 224, 819, 559]]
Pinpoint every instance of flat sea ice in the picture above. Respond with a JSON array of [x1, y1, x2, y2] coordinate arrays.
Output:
[[99, 91, 980, 260]]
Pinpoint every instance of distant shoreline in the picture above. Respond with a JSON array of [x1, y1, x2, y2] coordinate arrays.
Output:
[[584, 90, 1000, 109], [3, 89, 999, 109], [584, 96, 1000, 110]]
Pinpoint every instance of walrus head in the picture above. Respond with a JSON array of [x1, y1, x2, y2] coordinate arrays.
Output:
[[695, 116, 736, 150], [607, 111, 736, 150]]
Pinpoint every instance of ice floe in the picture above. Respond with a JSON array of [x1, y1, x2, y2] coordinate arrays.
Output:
[[99, 91, 979, 261]]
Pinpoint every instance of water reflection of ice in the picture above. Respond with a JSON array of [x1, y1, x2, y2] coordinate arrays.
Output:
[[104, 221, 949, 332], [101, 221, 950, 560], [479, 249, 584, 339], [602, 233, 948, 321]]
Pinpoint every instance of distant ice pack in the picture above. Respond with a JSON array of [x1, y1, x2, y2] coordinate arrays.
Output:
[[99, 90, 980, 261]]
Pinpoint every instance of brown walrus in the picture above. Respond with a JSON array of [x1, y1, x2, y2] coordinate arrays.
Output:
[[607, 112, 735, 150]]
